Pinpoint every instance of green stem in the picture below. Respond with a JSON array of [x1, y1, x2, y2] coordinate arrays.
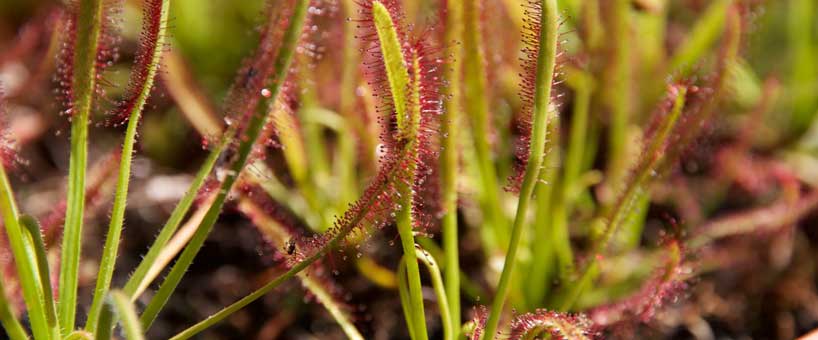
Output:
[[527, 113, 562, 307], [462, 0, 507, 251], [301, 106, 330, 191], [416, 237, 488, 300], [563, 70, 592, 202], [441, 0, 464, 333], [550, 192, 574, 277], [788, 0, 817, 134], [482, 0, 559, 338], [418, 249, 453, 340], [1, 164, 56, 340], [601, 0, 632, 203], [19, 215, 58, 327], [59, 0, 105, 332], [398, 248, 454, 340], [395, 186, 427, 340], [397, 259, 417, 340], [85, 74, 147, 332], [139, 0, 309, 329], [548, 71, 593, 277]]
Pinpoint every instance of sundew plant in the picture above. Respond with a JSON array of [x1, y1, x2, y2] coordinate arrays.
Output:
[[2, 0, 818, 339]]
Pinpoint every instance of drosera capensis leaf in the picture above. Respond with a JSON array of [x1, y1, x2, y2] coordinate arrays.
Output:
[[84, 0, 171, 331], [482, 0, 560, 338], [598, 85, 689, 253], [468, 307, 594, 340], [139, 0, 311, 330], [371, 1, 410, 136], [58, 0, 110, 332], [691, 190, 818, 248], [388, 34, 428, 340], [507, 309, 594, 340], [365, 1, 449, 338], [554, 84, 689, 311], [106, 0, 171, 126]]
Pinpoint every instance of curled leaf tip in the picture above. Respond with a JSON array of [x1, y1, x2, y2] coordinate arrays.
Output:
[[509, 309, 596, 340], [107, 0, 171, 126]]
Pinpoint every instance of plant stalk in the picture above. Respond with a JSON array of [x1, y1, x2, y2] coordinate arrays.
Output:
[[482, 0, 559, 338], [59, 0, 105, 332], [1, 162, 57, 340], [441, 0, 464, 334]]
